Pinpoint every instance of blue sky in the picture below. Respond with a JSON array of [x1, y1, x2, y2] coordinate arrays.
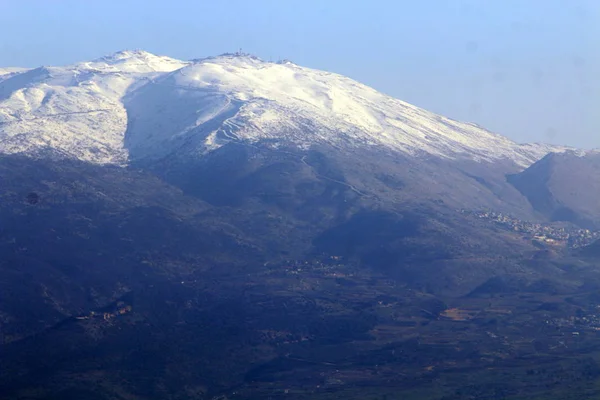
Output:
[[0, 0, 598, 148]]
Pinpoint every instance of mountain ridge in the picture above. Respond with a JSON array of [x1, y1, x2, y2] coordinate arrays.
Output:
[[0, 50, 576, 167]]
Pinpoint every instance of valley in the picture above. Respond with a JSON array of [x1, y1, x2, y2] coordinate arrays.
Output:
[[5, 253, 600, 399]]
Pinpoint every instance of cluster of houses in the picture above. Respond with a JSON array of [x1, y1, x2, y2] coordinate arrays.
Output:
[[546, 306, 600, 334], [461, 209, 600, 248], [74, 302, 132, 322], [276, 256, 354, 278]]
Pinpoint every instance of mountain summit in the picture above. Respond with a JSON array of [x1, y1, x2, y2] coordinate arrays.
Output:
[[0, 50, 567, 166]]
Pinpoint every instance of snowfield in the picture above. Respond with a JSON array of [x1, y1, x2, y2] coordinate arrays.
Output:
[[0, 50, 574, 166]]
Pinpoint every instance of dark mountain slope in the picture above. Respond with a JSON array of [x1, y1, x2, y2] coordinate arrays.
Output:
[[0, 155, 263, 344], [0, 151, 594, 400], [508, 151, 600, 228], [0, 152, 542, 346]]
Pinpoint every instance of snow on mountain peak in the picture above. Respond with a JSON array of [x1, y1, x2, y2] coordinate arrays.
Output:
[[83, 49, 189, 74], [129, 53, 567, 166], [0, 50, 189, 164], [99, 49, 155, 61], [0, 50, 570, 166]]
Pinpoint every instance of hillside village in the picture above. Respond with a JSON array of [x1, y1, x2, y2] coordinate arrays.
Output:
[[74, 301, 132, 322], [461, 210, 600, 248]]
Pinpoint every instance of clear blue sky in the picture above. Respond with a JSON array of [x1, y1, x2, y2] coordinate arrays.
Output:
[[0, 0, 598, 148]]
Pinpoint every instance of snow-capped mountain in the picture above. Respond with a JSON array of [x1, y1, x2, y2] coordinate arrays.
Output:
[[0, 50, 570, 166], [0, 50, 187, 164]]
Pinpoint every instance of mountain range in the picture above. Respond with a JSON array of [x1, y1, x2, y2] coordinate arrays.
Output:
[[1, 50, 600, 400]]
